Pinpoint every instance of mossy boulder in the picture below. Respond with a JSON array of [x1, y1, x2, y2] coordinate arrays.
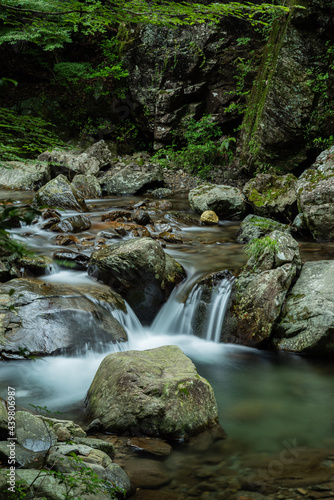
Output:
[[237, 214, 292, 243], [243, 173, 298, 222], [86, 345, 220, 440], [200, 210, 219, 225], [223, 231, 301, 347], [296, 146, 334, 241], [189, 184, 246, 220], [33, 174, 88, 212], [0, 278, 127, 358], [88, 237, 185, 323], [272, 260, 334, 354]]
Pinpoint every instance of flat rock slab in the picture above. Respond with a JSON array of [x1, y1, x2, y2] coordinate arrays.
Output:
[[0, 278, 127, 358], [86, 345, 219, 440], [272, 260, 334, 354]]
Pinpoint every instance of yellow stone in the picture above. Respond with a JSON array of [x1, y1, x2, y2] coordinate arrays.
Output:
[[200, 210, 219, 225]]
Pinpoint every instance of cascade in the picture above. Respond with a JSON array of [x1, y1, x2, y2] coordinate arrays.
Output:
[[151, 276, 233, 342]]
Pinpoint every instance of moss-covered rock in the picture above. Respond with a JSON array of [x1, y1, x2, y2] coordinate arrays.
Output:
[[222, 231, 301, 347], [86, 345, 220, 440], [237, 214, 292, 243], [33, 174, 88, 212], [88, 237, 185, 323], [296, 145, 334, 241], [243, 173, 298, 221], [71, 174, 102, 199]]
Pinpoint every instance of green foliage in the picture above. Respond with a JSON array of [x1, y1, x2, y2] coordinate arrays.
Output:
[[245, 235, 278, 262], [153, 114, 235, 179], [0, 108, 65, 164], [0, 1, 290, 52]]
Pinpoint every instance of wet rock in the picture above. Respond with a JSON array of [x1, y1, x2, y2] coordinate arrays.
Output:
[[41, 208, 61, 220], [73, 437, 115, 458], [53, 250, 90, 270], [124, 458, 171, 488], [88, 237, 185, 322], [0, 160, 51, 190], [0, 441, 44, 468], [101, 164, 163, 195], [237, 214, 292, 244], [97, 229, 122, 240], [157, 231, 183, 244], [243, 173, 298, 222], [151, 188, 174, 199], [223, 231, 301, 346], [296, 146, 334, 241], [147, 199, 173, 210], [38, 140, 113, 177], [33, 174, 88, 212], [189, 184, 246, 220], [50, 214, 91, 233], [131, 209, 151, 225], [86, 345, 219, 439], [127, 436, 172, 456], [272, 260, 334, 354], [53, 234, 80, 246], [71, 174, 102, 199], [0, 278, 127, 358], [200, 210, 219, 225], [101, 210, 132, 222], [19, 255, 54, 276]]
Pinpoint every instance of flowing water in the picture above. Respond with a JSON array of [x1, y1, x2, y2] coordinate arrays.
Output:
[[1, 191, 334, 497]]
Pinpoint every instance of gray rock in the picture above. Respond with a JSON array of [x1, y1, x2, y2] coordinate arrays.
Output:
[[223, 231, 301, 346], [237, 214, 292, 243], [239, 3, 334, 171], [296, 146, 334, 241], [33, 174, 88, 212], [101, 164, 163, 195], [39, 417, 86, 441], [16, 411, 57, 452], [73, 437, 115, 458], [0, 278, 127, 358], [272, 260, 334, 353], [0, 161, 51, 190], [50, 214, 91, 233], [151, 188, 174, 199], [0, 399, 7, 439], [0, 441, 45, 467], [86, 345, 219, 439], [38, 140, 112, 177], [189, 184, 246, 219], [88, 237, 185, 323], [71, 174, 102, 199], [243, 173, 298, 221]]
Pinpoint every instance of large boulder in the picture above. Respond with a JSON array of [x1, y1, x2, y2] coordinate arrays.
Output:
[[296, 146, 334, 241], [237, 214, 292, 244], [272, 260, 334, 354], [101, 164, 163, 195], [71, 174, 102, 199], [88, 237, 185, 323], [0, 161, 51, 191], [189, 184, 246, 220], [33, 174, 88, 212], [222, 231, 301, 347], [38, 140, 113, 177], [0, 278, 127, 358], [243, 173, 298, 222], [86, 345, 220, 440]]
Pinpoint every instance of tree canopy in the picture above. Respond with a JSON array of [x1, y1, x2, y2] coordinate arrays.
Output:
[[0, 0, 289, 50]]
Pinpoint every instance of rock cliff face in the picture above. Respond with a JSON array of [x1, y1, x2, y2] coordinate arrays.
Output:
[[122, 17, 263, 148], [240, 0, 334, 173]]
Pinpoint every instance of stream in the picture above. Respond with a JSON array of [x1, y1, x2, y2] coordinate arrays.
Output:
[[1, 190, 334, 498]]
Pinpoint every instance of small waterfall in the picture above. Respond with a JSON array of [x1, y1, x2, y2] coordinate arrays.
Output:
[[151, 276, 233, 342]]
